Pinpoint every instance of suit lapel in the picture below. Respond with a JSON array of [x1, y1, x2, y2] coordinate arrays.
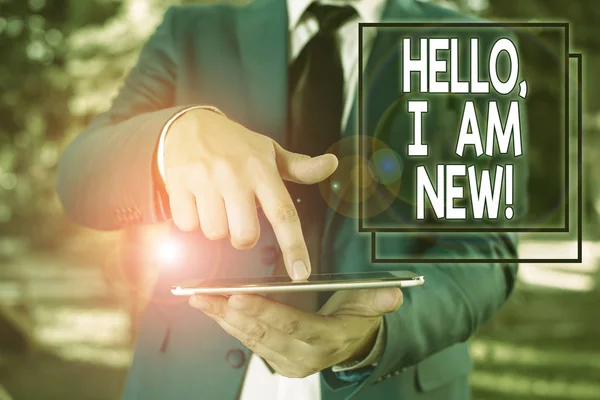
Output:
[[234, 0, 288, 144], [321, 0, 426, 259]]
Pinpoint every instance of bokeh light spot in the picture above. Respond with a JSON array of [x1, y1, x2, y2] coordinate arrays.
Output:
[[369, 148, 404, 185]]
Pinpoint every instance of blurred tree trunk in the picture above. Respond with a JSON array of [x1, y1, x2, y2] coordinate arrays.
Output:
[[0, 304, 34, 355]]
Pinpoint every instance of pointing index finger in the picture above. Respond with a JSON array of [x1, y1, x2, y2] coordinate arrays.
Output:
[[254, 173, 311, 281]]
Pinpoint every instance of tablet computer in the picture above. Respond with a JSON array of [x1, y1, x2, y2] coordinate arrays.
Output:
[[171, 271, 424, 295]]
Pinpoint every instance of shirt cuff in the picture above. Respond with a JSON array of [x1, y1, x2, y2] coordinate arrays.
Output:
[[331, 319, 386, 372], [156, 105, 225, 183]]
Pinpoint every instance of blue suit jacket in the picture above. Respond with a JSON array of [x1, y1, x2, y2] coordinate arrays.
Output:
[[57, 0, 527, 398]]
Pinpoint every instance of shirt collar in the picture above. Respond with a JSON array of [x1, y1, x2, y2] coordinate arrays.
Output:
[[287, 0, 390, 31]]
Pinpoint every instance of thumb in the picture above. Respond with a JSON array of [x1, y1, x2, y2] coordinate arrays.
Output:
[[324, 288, 403, 317], [370, 287, 403, 314], [274, 143, 338, 184]]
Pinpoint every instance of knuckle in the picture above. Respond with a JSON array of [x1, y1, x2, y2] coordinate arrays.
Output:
[[282, 319, 301, 335], [212, 157, 236, 179], [285, 242, 308, 257], [247, 321, 268, 342], [304, 333, 320, 345], [187, 179, 208, 195], [273, 203, 299, 224], [184, 163, 209, 185], [164, 169, 185, 192]]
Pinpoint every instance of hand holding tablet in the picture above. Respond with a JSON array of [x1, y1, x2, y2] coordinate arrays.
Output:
[[172, 271, 424, 296]]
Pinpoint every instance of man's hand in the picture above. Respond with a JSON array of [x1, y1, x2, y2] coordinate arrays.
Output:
[[164, 109, 338, 280], [189, 288, 403, 378]]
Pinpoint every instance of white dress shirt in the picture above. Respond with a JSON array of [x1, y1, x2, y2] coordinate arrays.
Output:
[[156, 1, 389, 399]]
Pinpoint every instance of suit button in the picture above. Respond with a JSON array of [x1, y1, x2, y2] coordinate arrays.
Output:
[[260, 246, 277, 265], [226, 349, 246, 368]]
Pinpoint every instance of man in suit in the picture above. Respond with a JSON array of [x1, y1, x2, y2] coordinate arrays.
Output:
[[57, 0, 526, 398]]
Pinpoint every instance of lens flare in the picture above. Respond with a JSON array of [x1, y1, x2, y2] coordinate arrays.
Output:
[[319, 136, 404, 219], [155, 238, 183, 266]]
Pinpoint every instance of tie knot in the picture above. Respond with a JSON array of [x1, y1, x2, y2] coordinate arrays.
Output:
[[308, 3, 356, 34]]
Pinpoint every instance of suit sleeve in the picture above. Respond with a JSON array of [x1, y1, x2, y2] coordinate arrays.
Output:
[[372, 232, 519, 382], [57, 7, 190, 230], [321, 232, 521, 394]]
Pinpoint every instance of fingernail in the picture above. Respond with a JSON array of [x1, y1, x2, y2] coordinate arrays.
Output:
[[292, 260, 308, 280]]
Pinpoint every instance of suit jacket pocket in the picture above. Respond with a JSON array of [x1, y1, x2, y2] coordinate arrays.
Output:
[[416, 342, 473, 392]]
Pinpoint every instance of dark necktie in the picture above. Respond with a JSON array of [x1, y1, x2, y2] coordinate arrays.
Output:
[[273, 3, 357, 313], [288, 3, 356, 157]]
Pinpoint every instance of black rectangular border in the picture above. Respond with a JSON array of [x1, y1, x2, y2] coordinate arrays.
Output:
[[370, 52, 582, 264], [358, 22, 570, 233]]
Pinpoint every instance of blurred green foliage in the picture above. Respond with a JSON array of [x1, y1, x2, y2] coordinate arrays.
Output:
[[0, 0, 173, 248], [450, 0, 600, 238], [0, 0, 71, 247]]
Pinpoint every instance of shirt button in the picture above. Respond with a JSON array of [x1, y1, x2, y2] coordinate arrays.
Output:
[[226, 349, 246, 369], [260, 246, 277, 265]]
